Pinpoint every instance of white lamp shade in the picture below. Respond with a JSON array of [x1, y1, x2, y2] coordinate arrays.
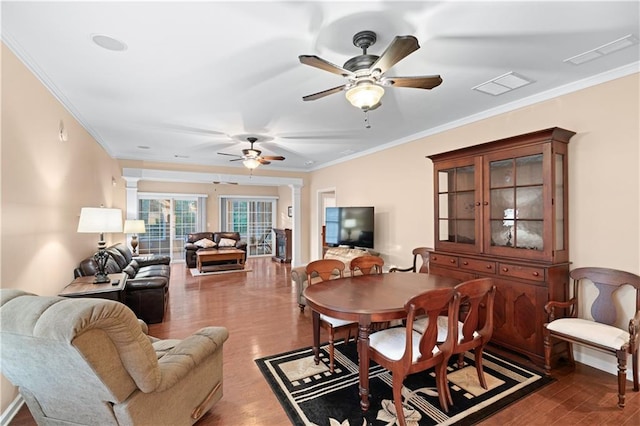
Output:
[[123, 219, 146, 234], [243, 158, 260, 169], [345, 83, 384, 109], [77, 207, 123, 233]]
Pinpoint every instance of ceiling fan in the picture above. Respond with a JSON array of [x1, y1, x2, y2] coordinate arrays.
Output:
[[217, 137, 285, 169], [299, 30, 442, 111]]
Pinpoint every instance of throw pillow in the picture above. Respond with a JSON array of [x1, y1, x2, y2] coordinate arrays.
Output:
[[194, 238, 216, 248], [218, 237, 237, 247]]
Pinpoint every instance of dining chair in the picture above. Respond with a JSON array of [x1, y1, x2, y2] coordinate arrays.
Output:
[[368, 287, 461, 425], [389, 247, 430, 273], [306, 259, 357, 373], [544, 267, 640, 408], [350, 255, 389, 330], [350, 255, 384, 275], [413, 278, 496, 390]]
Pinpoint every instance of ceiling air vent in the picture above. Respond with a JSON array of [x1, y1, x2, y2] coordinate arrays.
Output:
[[564, 34, 638, 65], [472, 72, 533, 96]]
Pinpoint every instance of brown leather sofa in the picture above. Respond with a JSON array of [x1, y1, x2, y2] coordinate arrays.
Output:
[[184, 232, 248, 268], [74, 243, 170, 324]]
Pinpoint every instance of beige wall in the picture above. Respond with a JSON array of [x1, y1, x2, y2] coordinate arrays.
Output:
[[1, 43, 125, 412], [308, 74, 639, 274]]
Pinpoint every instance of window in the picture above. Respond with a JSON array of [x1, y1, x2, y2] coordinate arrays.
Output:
[[221, 197, 276, 256], [137, 194, 206, 260]]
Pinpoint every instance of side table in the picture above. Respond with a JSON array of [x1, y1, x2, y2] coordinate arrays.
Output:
[[59, 273, 127, 302]]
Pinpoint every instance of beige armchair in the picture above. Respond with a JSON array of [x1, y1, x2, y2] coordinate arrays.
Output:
[[0, 289, 229, 425]]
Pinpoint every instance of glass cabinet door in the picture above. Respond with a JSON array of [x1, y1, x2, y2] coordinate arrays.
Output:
[[484, 146, 551, 260], [435, 159, 481, 253]]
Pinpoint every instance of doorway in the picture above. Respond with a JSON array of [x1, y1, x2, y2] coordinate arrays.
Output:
[[137, 196, 203, 261], [317, 189, 336, 258], [220, 197, 276, 257]]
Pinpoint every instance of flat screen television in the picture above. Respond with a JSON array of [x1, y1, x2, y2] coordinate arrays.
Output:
[[325, 206, 374, 249]]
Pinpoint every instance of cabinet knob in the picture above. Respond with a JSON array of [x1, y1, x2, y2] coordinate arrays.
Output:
[[475, 202, 481, 206], [450, 259, 456, 264], [463, 261, 468, 265], [502, 267, 508, 272], [432, 256, 438, 261], [486, 265, 492, 269], [532, 272, 540, 277], [483, 201, 489, 206]]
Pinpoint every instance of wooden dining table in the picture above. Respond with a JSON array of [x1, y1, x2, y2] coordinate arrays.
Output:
[[303, 272, 461, 412]]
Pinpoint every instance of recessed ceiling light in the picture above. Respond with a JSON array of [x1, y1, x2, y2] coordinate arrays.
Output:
[[91, 34, 127, 52], [174, 154, 189, 159], [304, 160, 315, 166], [473, 72, 533, 96], [137, 145, 150, 149], [564, 34, 638, 65]]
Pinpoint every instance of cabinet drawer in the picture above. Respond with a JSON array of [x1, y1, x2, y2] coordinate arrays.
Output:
[[430, 253, 458, 267], [460, 257, 496, 274], [498, 263, 545, 282]]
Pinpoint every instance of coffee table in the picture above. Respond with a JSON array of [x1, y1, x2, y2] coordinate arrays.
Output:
[[196, 248, 245, 273]]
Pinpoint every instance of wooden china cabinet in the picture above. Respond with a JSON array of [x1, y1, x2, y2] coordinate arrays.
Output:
[[428, 127, 575, 365]]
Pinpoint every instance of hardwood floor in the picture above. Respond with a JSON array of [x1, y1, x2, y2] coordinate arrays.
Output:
[[9, 257, 640, 425]]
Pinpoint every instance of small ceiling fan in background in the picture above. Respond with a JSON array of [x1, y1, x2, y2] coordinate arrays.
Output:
[[218, 137, 285, 169], [299, 30, 443, 112]]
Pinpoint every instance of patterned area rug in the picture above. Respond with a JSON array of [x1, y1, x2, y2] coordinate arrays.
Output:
[[256, 340, 552, 426]]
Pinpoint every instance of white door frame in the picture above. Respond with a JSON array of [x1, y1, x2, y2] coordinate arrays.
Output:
[[316, 188, 336, 259]]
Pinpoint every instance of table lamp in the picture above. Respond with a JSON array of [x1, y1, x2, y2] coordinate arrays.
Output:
[[123, 219, 146, 255], [77, 207, 123, 283]]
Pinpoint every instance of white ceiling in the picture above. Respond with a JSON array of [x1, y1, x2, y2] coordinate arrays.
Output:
[[3, 1, 639, 172]]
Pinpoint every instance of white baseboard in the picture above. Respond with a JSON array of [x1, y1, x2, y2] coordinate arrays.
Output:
[[0, 395, 25, 426], [574, 345, 634, 381]]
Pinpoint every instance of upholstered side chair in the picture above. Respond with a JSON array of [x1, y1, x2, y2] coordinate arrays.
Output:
[[306, 259, 357, 373], [0, 289, 229, 425], [543, 267, 640, 408], [389, 247, 430, 273]]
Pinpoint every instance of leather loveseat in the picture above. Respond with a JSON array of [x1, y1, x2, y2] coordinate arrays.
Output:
[[184, 232, 248, 268], [74, 243, 171, 324]]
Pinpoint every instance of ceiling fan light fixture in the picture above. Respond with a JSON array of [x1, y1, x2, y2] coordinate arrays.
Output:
[[243, 158, 260, 169], [345, 83, 384, 109]]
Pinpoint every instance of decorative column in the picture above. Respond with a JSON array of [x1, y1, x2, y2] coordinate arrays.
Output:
[[290, 184, 303, 266], [123, 177, 140, 219]]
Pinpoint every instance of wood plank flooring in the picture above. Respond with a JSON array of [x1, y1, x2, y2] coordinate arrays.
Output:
[[9, 258, 640, 425]]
